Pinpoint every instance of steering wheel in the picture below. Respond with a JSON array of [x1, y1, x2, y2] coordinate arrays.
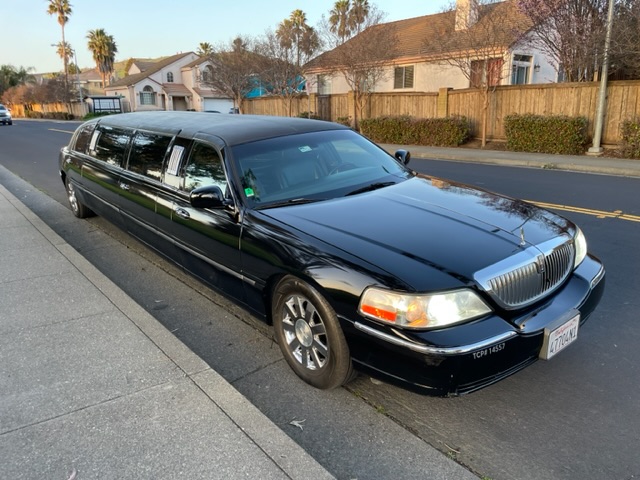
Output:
[[329, 163, 358, 175]]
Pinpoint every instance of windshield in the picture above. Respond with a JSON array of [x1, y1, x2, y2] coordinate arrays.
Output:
[[230, 129, 412, 208]]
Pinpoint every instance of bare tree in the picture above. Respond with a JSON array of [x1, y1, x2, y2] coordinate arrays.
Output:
[[609, 0, 640, 79], [256, 10, 320, 116], [314, 2, 396, 129], [202, 37, 259, 113], [434, 0, 530, 146], [517, 0, 608, 82]]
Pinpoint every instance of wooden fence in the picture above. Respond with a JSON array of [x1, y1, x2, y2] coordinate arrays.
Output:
[[244, 80, 640, 146], [9, 102, 89, 119]]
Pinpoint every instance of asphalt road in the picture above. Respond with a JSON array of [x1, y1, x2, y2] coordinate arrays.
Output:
[[1, 120, 639, 480]]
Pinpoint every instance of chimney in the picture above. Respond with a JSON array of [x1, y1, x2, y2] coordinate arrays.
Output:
[[455, 0, 479, 31]]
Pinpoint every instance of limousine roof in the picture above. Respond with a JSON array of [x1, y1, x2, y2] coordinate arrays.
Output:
[[92, 111, 348, 146]]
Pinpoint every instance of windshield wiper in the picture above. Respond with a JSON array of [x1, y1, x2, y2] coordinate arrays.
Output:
[[256, 197, 324, 210], [346, 181, 396, 196]]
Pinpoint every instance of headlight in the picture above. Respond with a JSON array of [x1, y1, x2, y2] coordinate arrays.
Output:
[[574, 227, 587, 268], [358, 287, 491, 329]]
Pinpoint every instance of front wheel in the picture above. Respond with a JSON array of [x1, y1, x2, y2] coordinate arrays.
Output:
[[272, 276, 353, 390], [65, 178, 93, 218]]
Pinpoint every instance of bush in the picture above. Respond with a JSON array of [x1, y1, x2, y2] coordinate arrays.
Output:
[[297, 111, 322, 120], [620, 118, 640, 159], [25, 111, 44, 119], [24, 110, 75, 120], [504, 114, 589, 155], [336, 116, 351, 127], [359, 115, 470, 147]]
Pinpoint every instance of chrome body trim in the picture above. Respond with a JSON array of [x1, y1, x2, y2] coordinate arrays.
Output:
[[354, 321, 518, 355]]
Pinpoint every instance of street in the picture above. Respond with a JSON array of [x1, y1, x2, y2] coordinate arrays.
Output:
[[1, 120, 639, 480]]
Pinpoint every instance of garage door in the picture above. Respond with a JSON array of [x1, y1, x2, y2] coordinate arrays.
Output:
[[203, 98, 234, 113]]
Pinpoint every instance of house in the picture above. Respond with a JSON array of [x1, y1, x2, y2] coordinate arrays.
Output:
[[75, 68, 104, 96], [179, 57, 235, 112], [104, 52, 233, 113], [304, 0, 556, 96]]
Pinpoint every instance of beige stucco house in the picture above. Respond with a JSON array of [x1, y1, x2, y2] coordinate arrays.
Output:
[[304, 0, 557, 96], [104, 52, 233, 113]]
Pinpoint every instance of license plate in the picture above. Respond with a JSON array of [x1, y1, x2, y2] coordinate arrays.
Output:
[[540, 311, 580, 360]]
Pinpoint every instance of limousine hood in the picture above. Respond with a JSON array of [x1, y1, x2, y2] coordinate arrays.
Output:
[[262, 176, 573, 290]]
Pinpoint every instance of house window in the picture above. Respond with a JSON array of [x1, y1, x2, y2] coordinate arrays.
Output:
[[470, 58, 503, 88], [202, 65, 214, 83], [317, 75, 331, 95], [140, 86, 156, 106], [167, 72, 174, 83], [511, 54, 533, 85], [394, 66, 414, 89]]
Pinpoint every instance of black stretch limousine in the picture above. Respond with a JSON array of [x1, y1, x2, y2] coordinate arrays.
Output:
[[59, 111, 605, 396]]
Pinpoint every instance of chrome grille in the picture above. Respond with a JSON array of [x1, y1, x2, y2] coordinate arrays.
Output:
[[475, 240, 575, 309]]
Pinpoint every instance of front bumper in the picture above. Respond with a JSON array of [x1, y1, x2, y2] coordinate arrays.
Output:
[[343, 254, 605, 396]]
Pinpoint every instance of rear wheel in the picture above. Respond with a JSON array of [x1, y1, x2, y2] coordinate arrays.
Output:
[[272, 276, 353, 390], [65, 178, 93, 218]]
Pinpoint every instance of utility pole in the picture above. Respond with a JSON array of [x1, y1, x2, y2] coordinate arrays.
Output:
[[588, 0, 615, 156], [73, 48, 83, 103]]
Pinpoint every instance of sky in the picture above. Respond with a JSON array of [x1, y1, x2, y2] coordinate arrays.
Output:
[[1, 0, 451, 74]]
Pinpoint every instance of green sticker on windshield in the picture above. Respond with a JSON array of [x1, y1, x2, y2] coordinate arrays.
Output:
[[245, 187, 255, 197]]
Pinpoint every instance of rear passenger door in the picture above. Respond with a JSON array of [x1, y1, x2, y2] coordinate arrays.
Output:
[[160, 139, 245, 301], [117, 129, 177, 251]]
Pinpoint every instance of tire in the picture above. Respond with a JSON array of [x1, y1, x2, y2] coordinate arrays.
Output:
[[272, 276, 353, 390], [65, 178, 93, 218]]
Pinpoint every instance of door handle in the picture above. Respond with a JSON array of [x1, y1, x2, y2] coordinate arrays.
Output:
[[174, 207, 190, 219]]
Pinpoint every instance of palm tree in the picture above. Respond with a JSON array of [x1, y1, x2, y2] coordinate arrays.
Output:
[[197, 42, 214, 56], [0, 65, 35, 97], [47, 0, 72, 93], [348, 0, 370, 35], [277, 10, 318, 67], [54, 41, 73, 72], [87, 28, 118, 88], [329, 0, 351, 44]]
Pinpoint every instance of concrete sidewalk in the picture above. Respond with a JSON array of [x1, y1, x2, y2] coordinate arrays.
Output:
[[0, 183, 333, 479], [380, 143, 640, 178]]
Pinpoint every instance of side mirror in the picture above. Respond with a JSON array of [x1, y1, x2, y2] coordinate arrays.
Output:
[[394, 149, 411, 166], [190, 185, 226, 209]]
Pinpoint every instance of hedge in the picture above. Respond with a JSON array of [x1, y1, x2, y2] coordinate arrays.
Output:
[[504, 114, 589, 155], [359, 115, 470, 147], [25, 111, 76, 120], [620, 118, 640, 159]]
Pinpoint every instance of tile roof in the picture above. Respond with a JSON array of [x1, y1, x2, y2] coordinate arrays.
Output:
[[182, 56, 208, 69], [106, 52, 195, 89], [161, 83, 191, 96], [306, 0, 532, 70]]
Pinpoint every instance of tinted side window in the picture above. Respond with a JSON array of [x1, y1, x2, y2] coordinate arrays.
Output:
[[72, 123, 96, 154], [128, 131, 172, 180], [183, 142, 226, 193], [90, 126, 131, 166]]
